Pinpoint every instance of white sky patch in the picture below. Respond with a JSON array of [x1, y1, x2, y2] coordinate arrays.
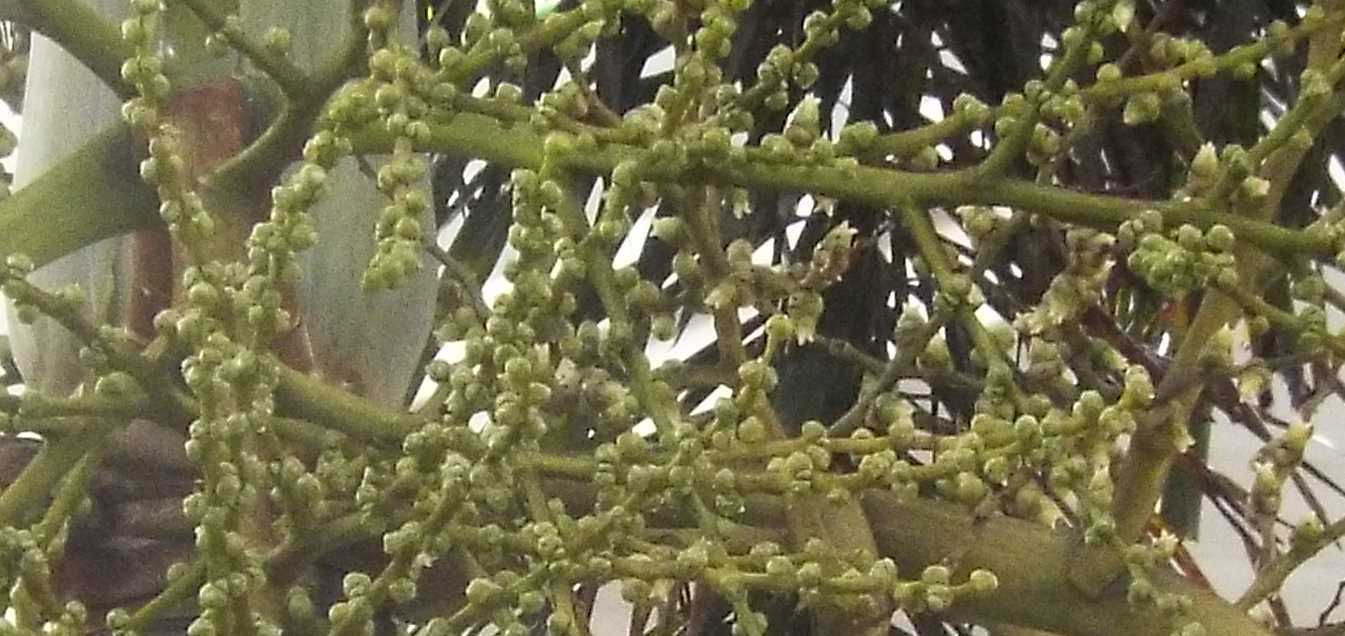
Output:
[[481, 240, 518, 305], [918, 94, 944, 122], [903, 293, 929, 319], [632, 417, 657, 436], [462, 159, 486, 183], [585, 177, 604, 223], [1263, 88, 1287, 116], [642, 46, 675, 78], [0, 105, 18, 342], [752, 239, 774, 266], [797, 194, 816, 218], [932, 208, 970, 247], [1259, 109, 1277, 132], [938, 49, 967, 75], [613, 205, 656, 268], [468, 410, 490, 433], [974, 302, 1007, 329], [786, 219, 806, 250], [1329, 155, 1345, 192], [832, 77, 854, 134], [649, 312, 717, 365], [437, 210, 467, 248], [689, 385, 733, 416], [644, 319, 679, 363]]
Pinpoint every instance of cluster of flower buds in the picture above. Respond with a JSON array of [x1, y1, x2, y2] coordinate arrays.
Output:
[[1121, 210, 1237, 295], [1017, 228, 1115, 335], [1250, 421, 1312, 517], [1121, 532, 1206, 636], [2, 255, 59, 326], [122, 3, 224, 253], [14, 0, 1338, 631], [0, 525, 89, 635], [363, 40, 434, 291]]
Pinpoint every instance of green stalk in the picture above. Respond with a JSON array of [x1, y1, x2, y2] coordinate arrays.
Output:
[[0, 0, 137, 98], [901, 203, 1023, 406], [0, 421, 105, 526], [0, 124, 155, 270], [348, 115, 1334, 259]]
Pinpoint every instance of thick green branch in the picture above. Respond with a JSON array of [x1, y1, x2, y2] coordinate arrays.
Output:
[[861, 491, 1270, 636], [1, 389, 154, 421], [271, 359, 420, 447], [0, 420, 105, 526], [0, 0, 136, 98], [0, 123, 158, 269], [347, 113, 1333, 260]]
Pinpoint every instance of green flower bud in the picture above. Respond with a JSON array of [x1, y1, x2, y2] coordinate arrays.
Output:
[[1204, 225, 1234, 252], [263, 27, 292, 54], [1281, 517, 1323, 564], [1173, 224, 1201, 251], [787, 96, 821, 139], [1096, 63, 1122, 82], [1122, 92, 1161, 126], [465, 577, 504, 606], [651, 216, 686, 246], [967, 569, 998, 593], [921, 565, 951, 585], [956, 472, 988, 504], [1289, 129, 1314, 151], [910, 145, 940, 170], [1285, 421, 1312, 456], [198, 581, 229, 610], [737, 416, 767, 444], [758, 315, 793, 347], [1239, 176, 1270, 201], [838, 121, 879, 152], [1127, 577, 1155, 605], [1138, 208, 1164, 232], [1188, 142, 1218, 181], [787, 291, 823, 343], [1178, 622, 1207, 636], [1292, 275, 1325, 303], [785, 60, 817, 88], [952, 93, 990, 122]]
